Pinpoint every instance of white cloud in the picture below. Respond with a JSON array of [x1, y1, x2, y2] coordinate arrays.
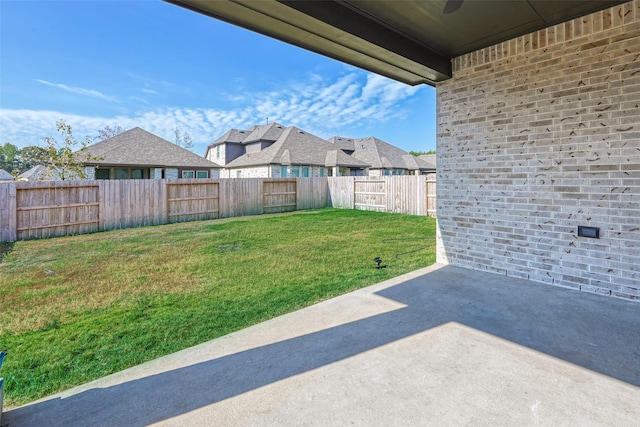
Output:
[[2, 72, 424, 154], [35, 79, 119, 103]]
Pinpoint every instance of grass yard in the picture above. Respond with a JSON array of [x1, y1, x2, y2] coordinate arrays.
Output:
[[0, 208, 436, 408]]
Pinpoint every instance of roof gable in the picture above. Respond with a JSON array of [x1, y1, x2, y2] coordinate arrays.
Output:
[[0, 169, 14, 180]]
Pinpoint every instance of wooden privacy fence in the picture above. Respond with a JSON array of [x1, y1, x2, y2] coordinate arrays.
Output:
[[328, 174, 436, 217], [167, 181, 220, 223], [0, 175, 436, 242], [14, 182, 100, 241]]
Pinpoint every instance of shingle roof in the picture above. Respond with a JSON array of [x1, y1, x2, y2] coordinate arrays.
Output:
[[0, 169, 13, 180], [209, 128, 248, 147], [16, 165, 61, 181], [327, 136, 355, 152], [242, 122, 286, 143], [225, 126, 370, 169], [331, 136, 433, 171], [206, 123, 287, 156], [418, 154, 437, 170], [77, 127, 220, 169]]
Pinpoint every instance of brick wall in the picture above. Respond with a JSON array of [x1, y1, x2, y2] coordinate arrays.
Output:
[[436, 0, 640, 301]]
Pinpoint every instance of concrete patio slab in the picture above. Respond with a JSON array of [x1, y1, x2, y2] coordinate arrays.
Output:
[[4, 264, 639, 426]]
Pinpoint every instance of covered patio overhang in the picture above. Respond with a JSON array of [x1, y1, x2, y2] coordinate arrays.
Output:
[[166, 0, 627, 86]]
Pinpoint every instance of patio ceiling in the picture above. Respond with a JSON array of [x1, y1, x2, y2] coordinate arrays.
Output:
[[166, 0, 627, 86]]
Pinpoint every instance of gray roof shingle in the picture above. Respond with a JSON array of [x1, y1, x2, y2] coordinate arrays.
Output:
[[418, 154, 437, 170], [77, 127, 220, 169], [0, 169, 14, 180], [16, 165, 61, 181], [331, 136, 434, 171], [225, 126, 370, 169], [207, 123, 286, 148], [209, 128, 248, 147], [242, 122, 286, 143]]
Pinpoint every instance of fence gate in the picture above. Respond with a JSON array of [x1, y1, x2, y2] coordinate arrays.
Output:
[[16, 182, 100, 240], [354, 180, 386, 212], [263, 180, 297, 214], [167, 180, 220, 223]]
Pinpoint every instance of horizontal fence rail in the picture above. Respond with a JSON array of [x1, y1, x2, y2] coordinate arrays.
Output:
[[0, 175, 436, 243]]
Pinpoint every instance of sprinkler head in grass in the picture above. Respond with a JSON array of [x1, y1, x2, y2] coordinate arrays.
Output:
[[374, 257, 386, 269]]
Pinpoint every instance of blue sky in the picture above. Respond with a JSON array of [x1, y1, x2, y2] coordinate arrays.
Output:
[[0, 0, 436, 155]]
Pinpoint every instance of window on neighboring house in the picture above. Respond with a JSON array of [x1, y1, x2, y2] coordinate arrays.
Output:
[[302, 166, 310, 177], [131, 169, 144, 179], [281, 166, 288, 178], [290, 167, 300, 178], [196, 170, 208, 179], [95, 168, 110, 180], [237, 170, 242, 178], [320, 168, 326, 177], [383, 169, 391, 176], [216, 145, 221, 158], [182, 170, 195, 179], [115, 168, 129, 179]]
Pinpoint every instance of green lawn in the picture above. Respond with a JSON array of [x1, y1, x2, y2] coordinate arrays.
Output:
[[0, 208, 436, 408]]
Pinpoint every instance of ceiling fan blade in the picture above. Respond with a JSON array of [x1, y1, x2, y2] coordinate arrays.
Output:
[[443, 0, 464, 15]]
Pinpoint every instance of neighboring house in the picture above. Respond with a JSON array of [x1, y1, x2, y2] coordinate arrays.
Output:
[[0, 169, 14, 181], [77, 127, 221, 179], [16, 165, 62, 182], [208, 124, 370, 178], [206, 122, 287, 166], [418, 154, 436, 172], [329, 136, 435, 176]]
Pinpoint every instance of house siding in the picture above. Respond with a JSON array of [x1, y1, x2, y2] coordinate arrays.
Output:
[[224, 166, 270, 178], [436, 0, 640, 301], [207, 144, 227, 165], [224, 165, 329, 178]]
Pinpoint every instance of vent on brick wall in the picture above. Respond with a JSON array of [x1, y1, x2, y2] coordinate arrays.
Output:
[[578, 226, 599, 239]]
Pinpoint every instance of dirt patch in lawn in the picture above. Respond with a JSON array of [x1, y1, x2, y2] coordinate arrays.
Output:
[[0, 241, 14, 262]]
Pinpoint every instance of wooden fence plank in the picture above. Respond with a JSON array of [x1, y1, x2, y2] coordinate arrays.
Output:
[[0, 183, 17, 242]]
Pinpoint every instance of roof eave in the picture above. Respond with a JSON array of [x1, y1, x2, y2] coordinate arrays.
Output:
[[166, 0, 449, 86]]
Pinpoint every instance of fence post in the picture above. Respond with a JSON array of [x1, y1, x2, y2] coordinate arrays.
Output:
[[0, 183, 17, 242]]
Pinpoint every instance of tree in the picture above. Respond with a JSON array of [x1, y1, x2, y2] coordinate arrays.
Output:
[[38, 119, 101, 180], [95, 125, 125, 141], [12, 145, 51, 176], [20, 145, 50, 167], [409, 150, 436, 156], [0, 143, 20, 174], [174, 127, 194, 151]]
